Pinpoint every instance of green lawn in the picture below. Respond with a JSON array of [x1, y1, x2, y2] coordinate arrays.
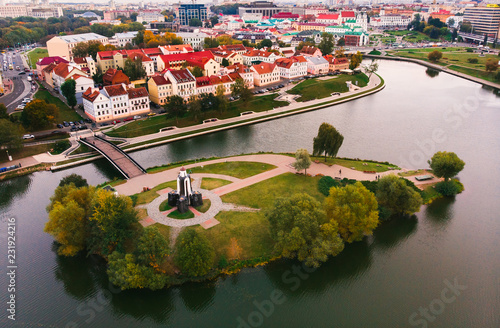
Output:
[[151, 223, 171, 240], [106, 94, 288, 138], [131, 180, 177, 205], [196, 199, 211, 213], [27, 48, 48, 67], [190, 161, 276, 179], [287, 73, 369, 102], [34, 89, 82, 122], [0, 143, 58, 165], [189, 211, 274, 263], [398, 169, 429, 177], [221, 173, 324, 209], [311, 156, 399, 172], [447, 65, 499, 84], [159, 199, 172, 212], [200, 177, 233, 190], [168, 209, 194, 220]]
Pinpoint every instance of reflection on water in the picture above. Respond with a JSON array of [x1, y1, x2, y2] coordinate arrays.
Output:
[[0, 175, 31, 209], [425, 68, 440, 78], [264, 240, 372, 297], [178, 281, 216, 312], [424, 196, 456, 225], [372, 216, 418, 250]]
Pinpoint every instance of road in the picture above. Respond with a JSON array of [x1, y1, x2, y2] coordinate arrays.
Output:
[[0, 49, 37, 112]]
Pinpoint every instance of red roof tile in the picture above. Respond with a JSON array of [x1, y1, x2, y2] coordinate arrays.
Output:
[[104, 84, 128, 97], [251, 62, 277, 75], [127, 87, 149, 99], [151, 75, 171, 86]]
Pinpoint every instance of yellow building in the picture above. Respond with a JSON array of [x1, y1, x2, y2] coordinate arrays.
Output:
[[46, 33, 109, 61], [147, 75, 172, 105]]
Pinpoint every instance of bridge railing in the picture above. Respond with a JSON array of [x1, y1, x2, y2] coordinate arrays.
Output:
[[79, 137, 130, 179], [95, 136, 147, 174]]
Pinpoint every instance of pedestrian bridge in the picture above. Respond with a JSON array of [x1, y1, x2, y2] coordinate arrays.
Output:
[[79, 136, 146, 179]]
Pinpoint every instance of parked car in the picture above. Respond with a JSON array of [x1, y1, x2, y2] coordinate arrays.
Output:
[[18, 71, 25, 75], [79, 120, 84, 125], [70, 126, 78, 132], [84, 118, 92, 123], [57, 124, 63, 128], [124, 117, 134, 121], [22, 98, 31, 104], [101, 122, 109, 127], [133, 115, 141, 120], [63, 121, 69, 127], [15, 104, 25, 111], [78, 125, 88, 130], [147, 113, 156, 117], [22, 134, 34, 139], [332, 92, 341, 96]]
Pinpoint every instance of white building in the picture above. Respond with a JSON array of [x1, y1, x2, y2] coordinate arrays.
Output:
[[47, 33, 109, 61], [175, 32, 209, 51], [164, 69, 196, 99], [251, 62, 280, 87], [306, 56, 329, 75], [136, 11, 165, 23], [274, 56, 308, 79], [370, 14, 411, 29], [0, 5, 63, 18]]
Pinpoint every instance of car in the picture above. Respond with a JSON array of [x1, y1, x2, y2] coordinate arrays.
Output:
[[22, 134, 35, 139], [63, 121, 69, 127], [15, 104, 25, 111], [84, 118, 92, 123], [22, 98, 31, 104], [79, 120, 84, 125], [147, 113, 156, 117], [124, 117, 134, 121], [57, 124, 63, 128], [211, 118, 218, 122], [332, 92, 341, 96], [18, 71, 25, 75], [70, 126, 78, 132], [78, 125, 88, 130], [229, 97, 234, 101], [112, 120, 121, 124], [24, 68, 29, 72], [159, 109, 166, 114], [69, 121, 75, 125], [101, 122, 109, 127]]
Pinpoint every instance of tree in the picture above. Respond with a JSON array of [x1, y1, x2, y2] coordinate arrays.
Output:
[[190, 66, 203, 77], [266, 193, 344, 267], [203, 37, 219, 49], [428, 50, 443, 62], [349, 51, 363, 69], [221, 58, 230, 67], [0, 104, 8, 120], [313, 122, 344, 162], [44, 184, 95, 256], [199, 93, 217, 112], [123, 57, 146, 81], [188, 94, 202, 121], [59, 173, 88, 188], [318, 32, 334, 55], [428, 151, 465, 182], [215, 85, 228, 114], [0, 119, 22, 150], [107, 252, 168, 290], [165, 95, 187, 124], [334, 47, 345, 58], [376, 175, 423, 217], [88, 189, 138, 256], [337, 37, 345, 47], [61, 79, 77, 109], [448, 18, 455, 28], [365, 61, 379, 78], [230, 78, 253, 106], [90, 23, 113, 37], [209, 15, 219, 27], [175, 229, 214, 277], [292, 148, 311, 175], [258, 38, 273, 49], [135, 226, 170, 269], [451, 28, 458, 42], [485, 58, 498, 73], [20, 99, 58, 130], [189, 18, 203, 27], [324, 182, 379, 243]]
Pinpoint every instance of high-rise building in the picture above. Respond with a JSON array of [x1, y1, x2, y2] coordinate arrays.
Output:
[[176, 3, 208, 26], [464, 6, 500, 38], [239, 1, 285, 18]]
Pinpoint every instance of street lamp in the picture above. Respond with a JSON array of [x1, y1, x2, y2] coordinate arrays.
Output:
[[6, 150, 12, 161]]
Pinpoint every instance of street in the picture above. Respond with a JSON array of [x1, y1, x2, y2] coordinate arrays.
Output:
[[0, 49, 36, 113]]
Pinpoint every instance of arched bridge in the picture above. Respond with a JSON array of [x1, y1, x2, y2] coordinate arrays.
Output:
[[79, 136, 146, 179]]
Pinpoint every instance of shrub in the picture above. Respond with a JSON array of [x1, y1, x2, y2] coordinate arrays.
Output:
[[466, 48, 474, 53], [467, 58, 479, 64], [435, 180, 464, 196], [428, 50, 443, 62], [318, 176, 340, 196]]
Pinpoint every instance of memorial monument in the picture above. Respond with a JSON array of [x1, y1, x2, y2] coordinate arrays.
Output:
[[167, 167, 203, 213]]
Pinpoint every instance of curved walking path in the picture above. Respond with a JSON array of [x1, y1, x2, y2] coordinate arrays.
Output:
[[116, 154, 432, 229]]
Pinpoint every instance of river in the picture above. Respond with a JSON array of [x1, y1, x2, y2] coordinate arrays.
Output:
[[0, 60, 499, 328]]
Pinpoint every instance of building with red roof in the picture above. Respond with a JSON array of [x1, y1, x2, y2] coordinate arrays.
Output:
[[324, 55, 349, 72], [274, 56, 307, 79], [164, 69, 196, 99], [36, 56, 68, 80], [157, 51, 220, 76], [147, 75, 173, 105], [250, 62, 280, 86], [316, 13, 341, 25], [103, 68, 130, 86]]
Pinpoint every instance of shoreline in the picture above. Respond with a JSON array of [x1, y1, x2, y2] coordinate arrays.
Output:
[[0, 73, 385, 179], [363, 54, 500, 90]]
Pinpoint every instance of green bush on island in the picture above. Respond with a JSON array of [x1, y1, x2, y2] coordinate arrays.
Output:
[[266, 193, 344, 268], [325, 182, 379, 243], [175, 229, 215, 277], [376, 175, 423, 217], [434, 179, 464, 197], [428, 151, 465, 182], [58, 173, 88, 188]]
